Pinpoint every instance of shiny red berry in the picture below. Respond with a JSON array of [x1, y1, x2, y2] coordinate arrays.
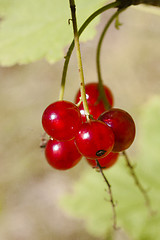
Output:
[[75, 83, 114, 121], [98, 108, 136, 152], [86, 152, 119, 169], [42, 100, 82, 141], [75, 82, 113, 106], [45, 138, 82, 170], [77, 103, 107, 122], [75, 120, 115, 159]]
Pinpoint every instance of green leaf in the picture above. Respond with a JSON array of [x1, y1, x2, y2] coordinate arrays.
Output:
[[60, 95, 160, 239], [0, 0, 107, 66]]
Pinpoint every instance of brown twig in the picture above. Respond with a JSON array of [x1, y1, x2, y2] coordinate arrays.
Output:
[[96, 159, 119, 230], [122, 151, 154, 215]]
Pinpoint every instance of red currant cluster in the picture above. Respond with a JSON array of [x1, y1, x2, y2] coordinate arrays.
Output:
[[42, 83, 135, 170]]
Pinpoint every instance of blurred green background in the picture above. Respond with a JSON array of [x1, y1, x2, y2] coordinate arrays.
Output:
[[0, 6, 160, 240]]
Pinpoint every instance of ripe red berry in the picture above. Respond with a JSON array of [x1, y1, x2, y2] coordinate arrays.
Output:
[[45, 138, 82, 170], [75, 120, 115, 159], [98, 108, 136, 152], [75, 83, 114, 121], [77, 103, 106, 122], [86, 152, 119, 169], [42, 100, 82, 141], [75, 82, 113, 106]]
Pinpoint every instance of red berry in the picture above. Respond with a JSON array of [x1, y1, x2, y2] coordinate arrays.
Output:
[[75, 120, 115, 159], [75, 83, 114, 121], [45, 138, 82, 170], [86, 152, 119, 169], [42, 100, 82, 141], [75, 82, 113, 106], [98, 108, 136, 152], [78, 102, 107, 122]]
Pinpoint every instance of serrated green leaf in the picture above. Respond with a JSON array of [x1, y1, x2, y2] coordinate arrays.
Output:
[[60, 95, 160, 239], [0, 0, 107, 66]]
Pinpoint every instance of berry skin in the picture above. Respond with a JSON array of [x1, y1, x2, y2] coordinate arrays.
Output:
[[75, 83, 114, 121], [77, 103, 106, 122], [75, 82, 113, 106], [86, 152, 119, 169], [42, 100, 82, 141], [45, 138, 82, 170], [75, 120, 115, 159], [98, 108, 136, 152]]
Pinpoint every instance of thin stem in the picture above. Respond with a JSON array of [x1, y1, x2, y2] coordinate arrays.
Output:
[[122, 151, 154, 215], [96, 9, 125, 110], [69, 0, 90, 121], [96, 159, 118, 230], [59, 83, 65, 101], [59, 1, 120, 100]]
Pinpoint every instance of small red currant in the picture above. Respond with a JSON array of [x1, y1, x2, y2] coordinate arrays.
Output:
[[75, 82, 113, 106], [75, 120, 115, 159], [42, 100, 82, 141], [45, 138, 82, 170], [77, 103, 107, 122], [98, 108, 136, 152], [86, 152, 119, 169], [75, 82, 114, 121]]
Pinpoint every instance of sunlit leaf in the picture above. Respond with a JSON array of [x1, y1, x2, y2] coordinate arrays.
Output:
[[0, 0, 107, 66]]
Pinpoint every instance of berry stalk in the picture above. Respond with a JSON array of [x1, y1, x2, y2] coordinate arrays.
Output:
[[59, 1, 120, 100], [96, 159, 118, 230], [69, 0, 90, 121], [96, 9, 125, 110]]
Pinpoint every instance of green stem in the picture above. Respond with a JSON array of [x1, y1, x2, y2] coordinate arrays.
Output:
[[59, 1, 120, 100], [69, 0, 90, 121], [96, 9, 125, 110]]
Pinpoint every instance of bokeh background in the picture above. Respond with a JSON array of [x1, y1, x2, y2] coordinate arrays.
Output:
[[0, 6, 160, 240]]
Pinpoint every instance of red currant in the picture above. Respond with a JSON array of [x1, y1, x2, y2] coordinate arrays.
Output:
[[75, 83, 114, 121], [45, 138, 82, 170], [75, 82, 113, 106], [98, 108, 136, 152], [86, 152, 119, 169], [75, 120, 115, 159], [77, 103, 107, 122], [42, 100, 82, 141]]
